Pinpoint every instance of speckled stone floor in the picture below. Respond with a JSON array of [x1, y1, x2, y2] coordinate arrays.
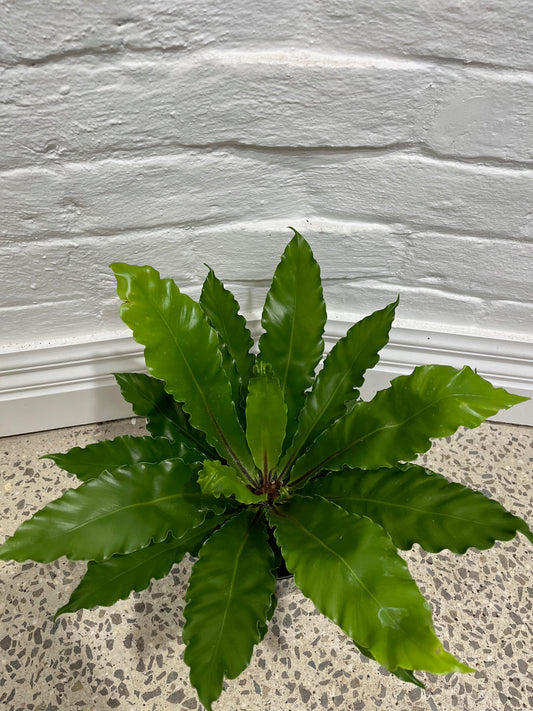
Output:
[[0, 419, 532, 711]]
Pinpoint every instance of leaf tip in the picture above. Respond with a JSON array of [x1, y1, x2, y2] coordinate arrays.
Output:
[[511, 393, 530, 406], [287, 226, 305, 244], [517, 520, 533, 545], [444, 654, 476, 675], [462, 663, 477, 674], [53, 607, 67, 622], [109, 261, 132, 279]]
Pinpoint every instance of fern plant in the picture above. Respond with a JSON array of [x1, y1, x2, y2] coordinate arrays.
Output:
[[1, 230, 531, 709]]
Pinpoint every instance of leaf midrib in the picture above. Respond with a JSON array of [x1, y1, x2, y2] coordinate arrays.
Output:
[[140, 283, 218, 433], [298, 389, 499, 481], [68, 542, 181, 610], [206, 524, 251, 687], [135, 279, 249, 474], [288, 302, 396, 468], [285, 511, 399, 630], [325, 493, 494, 526], [202, 280, 252, 377], [289, 339, 367, 465], [42, 490, 206, 540], [281, 292, 297, 398], [85, 521, 216, 589]]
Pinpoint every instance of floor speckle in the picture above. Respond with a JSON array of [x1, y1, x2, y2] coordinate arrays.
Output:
[[1, 419, 532, 710]]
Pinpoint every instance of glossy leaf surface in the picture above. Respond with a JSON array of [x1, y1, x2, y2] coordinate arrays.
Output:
[[303, 464, 533, 553], [111, 263, 253, 472], [258, 231, 327, 446], [45, 435, 200, 482], [55, 514, 231, 617], [200, 267, 254, 409], [3, 232, 531, 711], [290, 365, 527, 484], [115, 372, 216, 456], [245, 364, 287, 474], [269, 496, 472, 674], [183, 511, 276, 711], [198, 460, 267, 505], [0, 460, 222, 563], [282, 299, 398, 472]]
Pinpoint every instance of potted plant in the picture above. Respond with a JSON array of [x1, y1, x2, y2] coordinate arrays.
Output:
[[0, 230, 530, 710]]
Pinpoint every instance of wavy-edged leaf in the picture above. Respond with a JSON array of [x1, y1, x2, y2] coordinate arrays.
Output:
[[44, 435, 201, 482], [200, 267, 255, 413], [303, 464, 533, 553], [257, 588, 278, 643], [111, 264, 254, 474], [245, 363, 287, 474], [55, 513, 233, 618], [0, 460, 224, 563], [290, 365, 527, 485], [282, 299, 398, 473], [183, 510, 276, 711], [198, 460, 267, 505], [258, 230, 326, 447], [268, 496, 472, 674], [115, 372, 216, 457], [354, 642, 425, 688]]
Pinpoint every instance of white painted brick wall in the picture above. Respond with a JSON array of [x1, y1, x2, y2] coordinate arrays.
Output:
[[1, 0, 532, 350], [3, 54, 533, 168]]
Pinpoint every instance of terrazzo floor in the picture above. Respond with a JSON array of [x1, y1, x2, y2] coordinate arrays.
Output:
[[0, 418, 531, 711]]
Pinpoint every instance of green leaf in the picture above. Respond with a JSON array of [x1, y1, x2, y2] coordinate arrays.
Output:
[[245, 363, 287, 474], [303, 464, 533, 553], [55, 513, 232, 617], [269, 496, 472, 674], [44, 435, 201, 482], [258, 230, 327, 447], [183, 510, 276, 711], [257, 588, 278, 643], [200, 267, 255, 410], [282, 299, 398, 473], [390, 666, 426, 687], [111, 263, 254, 474], [198, 460, 267, 505], [290, 365, 527, 485], [115, 372, 216, 457], [0, 460, 223, 563], [353, 642, 425, 688]]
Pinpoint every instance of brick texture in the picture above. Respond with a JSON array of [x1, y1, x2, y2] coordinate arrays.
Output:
[[1, 0, 532, 348]]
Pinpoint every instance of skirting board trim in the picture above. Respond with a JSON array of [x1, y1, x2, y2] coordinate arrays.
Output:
[[1, 324, 532, 437]]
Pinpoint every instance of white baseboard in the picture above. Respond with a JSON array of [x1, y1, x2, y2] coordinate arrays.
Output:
[[1, 324, 532, 437], [0, 339, 144, 437]]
